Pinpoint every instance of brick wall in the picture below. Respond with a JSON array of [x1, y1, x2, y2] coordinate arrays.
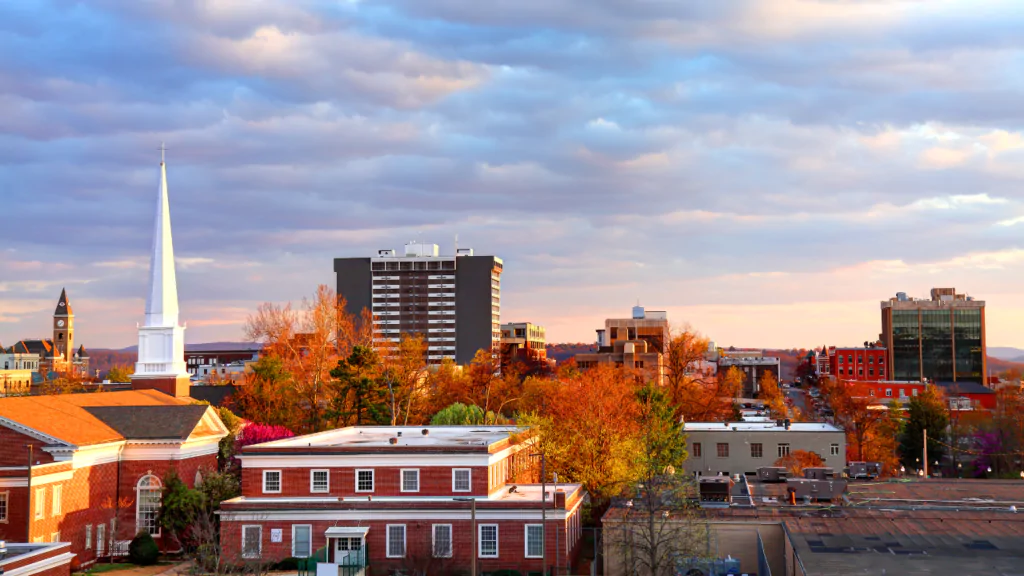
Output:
[[241, 466, 490, 498], [0, 427, 56, 466], [221, 513, 584, 573]]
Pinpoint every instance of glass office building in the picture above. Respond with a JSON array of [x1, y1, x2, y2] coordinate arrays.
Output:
[[882, 289, 985, 383]]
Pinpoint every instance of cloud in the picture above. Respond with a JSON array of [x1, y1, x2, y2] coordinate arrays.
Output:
[[3, 0, 1024, 349]]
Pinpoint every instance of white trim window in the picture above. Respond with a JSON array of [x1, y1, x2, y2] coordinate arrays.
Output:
[[830, 443, 841, 456], [51, 484, 62, 517], [85, 525, 92, 550], [386, 524, 406, 558], [292, 525, 313, 558], [400, 469, 420, 493], [96, 523, 105, 554], [525, 524, 544, 558], [479, 524, 498, 558], [452, 469, 471, 492], [310, 470, 329, 494], [35, 487, 45, 519], [777, 444, 791, 458], [262, 470, 282, 494], [432, 524, 453, 558], [242, 525, 262, 559], [356, 469, 374, 492], [0, 490, 8, 523], [136, 475, 162, 536]]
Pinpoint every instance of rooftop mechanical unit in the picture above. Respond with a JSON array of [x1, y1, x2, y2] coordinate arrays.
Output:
[[786, 478, 847, 502], [757, 466, 790, 482], [698, 477, 734, 503], [803, 467, 835, 481], [846, 461, 882, 480]]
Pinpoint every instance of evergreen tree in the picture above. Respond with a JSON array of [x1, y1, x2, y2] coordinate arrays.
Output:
[[899, 386, 948, 472]]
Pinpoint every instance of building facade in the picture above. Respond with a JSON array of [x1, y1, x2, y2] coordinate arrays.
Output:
[[881, 288, 986, 383], [846, 380, 996, 410], [681, 422, 846, 477], [335, 243, 503, 365], [0, 389, 227, 565], [219, 426, 585, 574], [716, 356, 781, 398], [500, 322, 548, 367], [575, 307, 668, 385], [2, 290, 90, 378], [185, 349, 261, 380], [829, 346, 886, 381]]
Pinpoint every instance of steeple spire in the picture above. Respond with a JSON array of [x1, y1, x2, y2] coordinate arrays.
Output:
[[54, 288, 72, 316], [144, 152, 180, 327]]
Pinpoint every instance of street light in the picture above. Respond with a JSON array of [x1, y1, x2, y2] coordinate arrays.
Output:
[[958, 462, 963, 479], [453, 498, 476, 576]]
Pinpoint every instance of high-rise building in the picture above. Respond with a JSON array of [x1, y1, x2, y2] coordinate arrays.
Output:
[[334, 242, 502, 364], [575, 306, 669, 385], [880, 288, 986, 384], [500, 322, 548, 367]]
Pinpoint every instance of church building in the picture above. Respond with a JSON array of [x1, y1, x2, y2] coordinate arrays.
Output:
[[1, 289, 90, 381]]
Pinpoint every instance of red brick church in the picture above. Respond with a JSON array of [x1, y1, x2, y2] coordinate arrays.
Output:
[[0, 152, 227, 567]]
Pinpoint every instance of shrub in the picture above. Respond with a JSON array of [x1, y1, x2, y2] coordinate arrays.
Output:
[[128, 532, 160, 566], [273, 557, 299, 570]]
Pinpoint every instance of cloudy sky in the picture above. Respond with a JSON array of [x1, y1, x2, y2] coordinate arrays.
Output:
[[3, 0, 1024, 350]]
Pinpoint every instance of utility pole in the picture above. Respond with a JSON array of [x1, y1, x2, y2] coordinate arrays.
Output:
[[453, 497, 476, 576], [923, 429, 928, 478], [531, 453, 547, 575]]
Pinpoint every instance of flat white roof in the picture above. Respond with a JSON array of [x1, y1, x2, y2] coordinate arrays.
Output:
[[683, 422, 842, 433], [246, 425, 522, 450]]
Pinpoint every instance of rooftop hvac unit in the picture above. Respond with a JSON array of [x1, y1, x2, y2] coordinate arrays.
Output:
[[786, 478, 847, 501], [757, 466, 790, 482], [698, 477, 733, 503], [846, 461, 882, 480], [803, 467, 835, 481]]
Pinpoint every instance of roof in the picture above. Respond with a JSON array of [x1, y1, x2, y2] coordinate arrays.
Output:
[[7, 340, 53, 356], [933, 381, 994, 394], [83, 405, 210, 440], [683, 421, 842, 433], [244, 425, 524, 453], [55, 288, 71, 315], [0, 389, 209, 446]]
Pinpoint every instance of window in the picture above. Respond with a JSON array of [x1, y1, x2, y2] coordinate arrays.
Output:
[[838, 367, 844, 375], [899, 389, 906, 398], [869, 356, 874, 364], [262, 470, 282, 494], [692, 443, 702, 458], [85, 525, 92, 550], [838, 356, 844, 364], [0, 491, 7, 522], [401, 469, 420, 492], [335, 537, 362, 552], [310, 470, 329, 493], [96, 524, 105, 553], [242, 525, 262, 559], [750, 443, 763, 458], [52, 484, 61, 516], [35, 487, 45, 519], [869, 368, 875, 377], [869, 390, 875, 396], [479, 525, 498, 558], [432, 524, 453, 558], [778, 444, 791, 457], [847, 355, 852, 363], [453, 469, 471, 492], [858, 368, 864, 376], [830, 443, 840, 456], [885, 389, 892, 397], [292, 525, 312, 558], [912, 389, 918, 396], [525, 525, 544, 558], [716, 443, 729, 458], [51, 532, 60, 543], [136, 475, 162, 536], [356, 470, 374, 492], [386, 525, 406, 558]]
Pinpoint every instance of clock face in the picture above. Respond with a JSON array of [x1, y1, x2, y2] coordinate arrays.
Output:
[[57, 320, 65, 327], [58, 301, 65, 307]]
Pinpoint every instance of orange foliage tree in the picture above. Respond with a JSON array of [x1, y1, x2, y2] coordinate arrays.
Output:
[[774, 449, 824, 476]]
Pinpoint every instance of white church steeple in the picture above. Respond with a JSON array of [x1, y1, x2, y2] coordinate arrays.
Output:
[[133, 147, 189, 391]]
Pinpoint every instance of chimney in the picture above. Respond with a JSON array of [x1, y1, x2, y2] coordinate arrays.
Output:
[[389, 437, 398, 445], [555, 489, 566, 508]]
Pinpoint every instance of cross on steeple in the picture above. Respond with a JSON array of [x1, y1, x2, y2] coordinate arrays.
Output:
[[158, 142, 167, 164]]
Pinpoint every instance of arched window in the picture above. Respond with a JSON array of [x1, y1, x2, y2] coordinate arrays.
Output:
[[136, 475, 162, 536], [194, 470, 203, 487]]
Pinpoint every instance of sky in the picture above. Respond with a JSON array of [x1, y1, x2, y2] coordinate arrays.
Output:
[[4, 0, 1024, 350]]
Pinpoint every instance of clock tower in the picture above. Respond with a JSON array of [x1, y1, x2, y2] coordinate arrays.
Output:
[[53, 287, 74, 363]]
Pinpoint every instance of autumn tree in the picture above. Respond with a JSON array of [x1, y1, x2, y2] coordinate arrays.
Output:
[[758, 371, 787, 418], [663, 328, 713, 407], [825, 379, 887, 462], [243, 285, 362, 432], [233, 356, 296, 429], [378, 334, 428, 425], [775, 449, 825, 476], [106, 365, 133, 383], [673, 366, 742, 423]]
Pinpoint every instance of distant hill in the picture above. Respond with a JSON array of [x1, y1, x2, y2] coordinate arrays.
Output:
[[112, 341, 262, 353], [87, 342, 261, 377], [546, 343, 596, 363], [987, 347, 1024, 362]]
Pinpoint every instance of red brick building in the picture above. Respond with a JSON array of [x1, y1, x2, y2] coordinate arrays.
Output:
[[0, 389, 228, 566], [0, 541, 75, 576], [220, 426, 586, 574], [845, 380, 996, 410], [830, 346, 887, 381]]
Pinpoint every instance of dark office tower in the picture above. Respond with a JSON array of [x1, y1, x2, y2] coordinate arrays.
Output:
[[334, 242, 502, 365], [881, 288, 986, 384]]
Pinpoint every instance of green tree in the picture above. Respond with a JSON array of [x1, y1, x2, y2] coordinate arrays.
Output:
[[159, 470, 204, 549], [330, 346, 389, 425], [900, 386, 948, 472], [106, 365, 133, 383], [430, 402, 508, 425]]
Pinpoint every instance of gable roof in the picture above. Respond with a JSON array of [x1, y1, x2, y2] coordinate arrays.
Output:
[[0, 390, 205, 446], [83, 405, 210, 440], [8, 340, 53, 356]]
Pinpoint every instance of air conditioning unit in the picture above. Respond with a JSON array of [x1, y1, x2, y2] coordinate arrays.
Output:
[[846, 461, 882, 480], [787, 478, 847, 501], [757, 466, 790, 482], [803, 467, 835, 481], [699, 477, 733, 503]]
